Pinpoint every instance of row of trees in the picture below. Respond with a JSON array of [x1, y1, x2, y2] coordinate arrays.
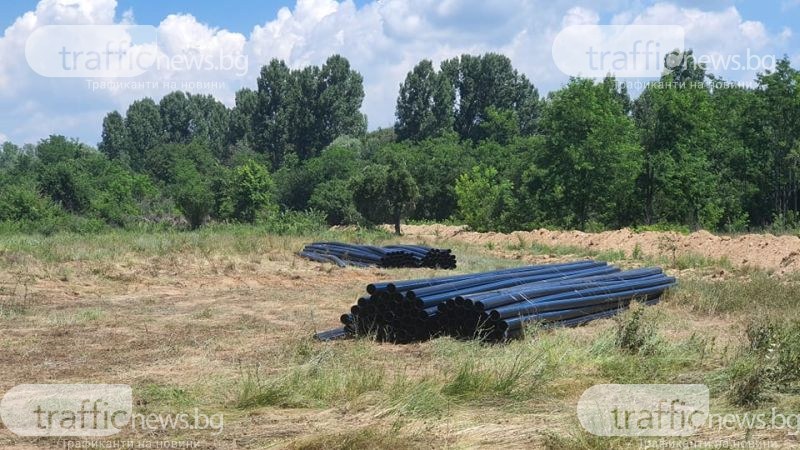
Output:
[[1, 51, 799, 234]]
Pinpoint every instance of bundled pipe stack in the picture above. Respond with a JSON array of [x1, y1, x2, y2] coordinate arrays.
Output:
[[319, 260, 675, 343], [300, 242, 456, 269], [384, 244, 456, 269]]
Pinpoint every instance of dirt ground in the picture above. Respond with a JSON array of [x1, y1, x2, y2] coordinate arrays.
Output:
[[394, 224, 800, 274], [0, 230, 797, 449]]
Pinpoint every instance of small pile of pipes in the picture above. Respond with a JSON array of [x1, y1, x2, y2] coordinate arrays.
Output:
[[316, 260, 675, 343], [300, 242, 456, 269]]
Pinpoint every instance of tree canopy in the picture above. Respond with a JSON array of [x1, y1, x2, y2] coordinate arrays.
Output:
[[2, 52, 799, 234]]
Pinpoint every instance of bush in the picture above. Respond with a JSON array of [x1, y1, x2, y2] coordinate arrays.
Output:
[[309, 179, 361, 225], [219, 159, 277, 223], [38, 161, 92, 214], [0, 185, 59, 222], [90, 165, 155, 227], [724, 319, 800, 406], [262, 210, 327, 235], [614, 303, 661, 354], [172, 161, 214, 229], [454, 166, 515, 232], [632, 223, 692, 234]]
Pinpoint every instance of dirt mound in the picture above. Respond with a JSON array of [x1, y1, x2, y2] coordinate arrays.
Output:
[[395, 224, 800, 274]]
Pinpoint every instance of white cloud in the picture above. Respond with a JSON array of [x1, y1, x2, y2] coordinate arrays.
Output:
[[0, 0, 794, 145], [624, 4, 788, 82], [0, 132, 7, 143]]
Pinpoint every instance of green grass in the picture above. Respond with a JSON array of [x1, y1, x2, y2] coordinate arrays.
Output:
[[46, 307, 103, 326], [137, 383, 199, 411], [505, 237, 735, 272], [672, 274, 800, 318], [0, 224, 396, 266], [4, 225, 800, 447]]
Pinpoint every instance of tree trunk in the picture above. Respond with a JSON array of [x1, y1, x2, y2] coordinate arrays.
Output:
[[394, 209, 402, 235]]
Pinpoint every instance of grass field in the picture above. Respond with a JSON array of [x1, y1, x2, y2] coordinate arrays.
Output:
[[1, 226, 799, 449]]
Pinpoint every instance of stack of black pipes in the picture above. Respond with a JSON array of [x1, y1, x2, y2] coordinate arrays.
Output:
[[384, 244, 456, 269], [300, 242, 456, 269], [329, 261, 675, 343]]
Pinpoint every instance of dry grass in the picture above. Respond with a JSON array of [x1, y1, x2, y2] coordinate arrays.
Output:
[[0, 227, 798, 448]]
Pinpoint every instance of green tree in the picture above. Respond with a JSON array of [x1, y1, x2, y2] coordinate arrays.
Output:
[[220, 159, 276, 223], [440, 53, 540, 141], [375, 134, 470, 221], [309, 179, 361, 225], [159, 91, 193, 144], [634, 62, 723, 229], [455, 166, 515, 232], [350, 162, 419, 235], [99, 111, 130, 161], [187, 93, 230, 159], [663, 49, 707, 84], [125, 98, 163, 171], [395, 59, 454, 141], [254, 60, 294, 168], [753, 57, 800, 221], [172, 159, 213, 229], [274, 141, 363, 210], [532, 78, 642, 229], [228, 88, 259, 149], [253, 56, 366, 167], [36, 135, 90, 165], [311, 55, 367, 153]]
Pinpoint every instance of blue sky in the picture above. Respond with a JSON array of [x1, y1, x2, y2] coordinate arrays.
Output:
[[0, 0, 797, 145]]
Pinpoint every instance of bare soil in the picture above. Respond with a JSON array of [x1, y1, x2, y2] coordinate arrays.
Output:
[[395, 224, 800, 274], [0, 230, 795, 448]]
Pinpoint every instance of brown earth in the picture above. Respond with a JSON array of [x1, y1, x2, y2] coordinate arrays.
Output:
[[394, 224, 800, 274], [0, 230, 796, 448]]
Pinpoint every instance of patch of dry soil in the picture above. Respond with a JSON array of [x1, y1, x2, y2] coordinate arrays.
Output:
[[395, 224, 800, 274]]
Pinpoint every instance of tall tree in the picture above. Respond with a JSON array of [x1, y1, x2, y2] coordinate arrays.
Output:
[[253, 55, 366, 167], [159, 92, 192, 144], [531, 77, 642, 229], [124, 98, 163, 171], [634, 55, 722, 229], [313, 55, 366, 153], [186, 94, 230, 159], [754, 57, 800, 220], [663, 49, 707, 84], [254, 59, 294, 169], [440, 53, 540, 141], [395, 59, 454, 141], [228, 88, 258, 148], [98, 111, 130, 161]]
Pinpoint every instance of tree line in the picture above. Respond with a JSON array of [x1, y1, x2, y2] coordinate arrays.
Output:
[[1, 51, 799, 235]]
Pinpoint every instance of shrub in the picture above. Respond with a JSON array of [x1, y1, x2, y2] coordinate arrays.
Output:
[[0, 185, 58, 222], [614, 303, 661, 354], [724, 320, 800, 406], [263, 210, 327, 235], [308, 179, 361, 225], [221, 159, 277, 223], [172, 161, 213, 229], [455, 166, 515, 232], [38, 161, 92, 213]]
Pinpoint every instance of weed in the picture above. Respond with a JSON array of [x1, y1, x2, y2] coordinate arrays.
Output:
[[631, 243, 643, 260], [614, 303, 661, 354], [719, 319, 800, 406], [191, 307, 214, 319]]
